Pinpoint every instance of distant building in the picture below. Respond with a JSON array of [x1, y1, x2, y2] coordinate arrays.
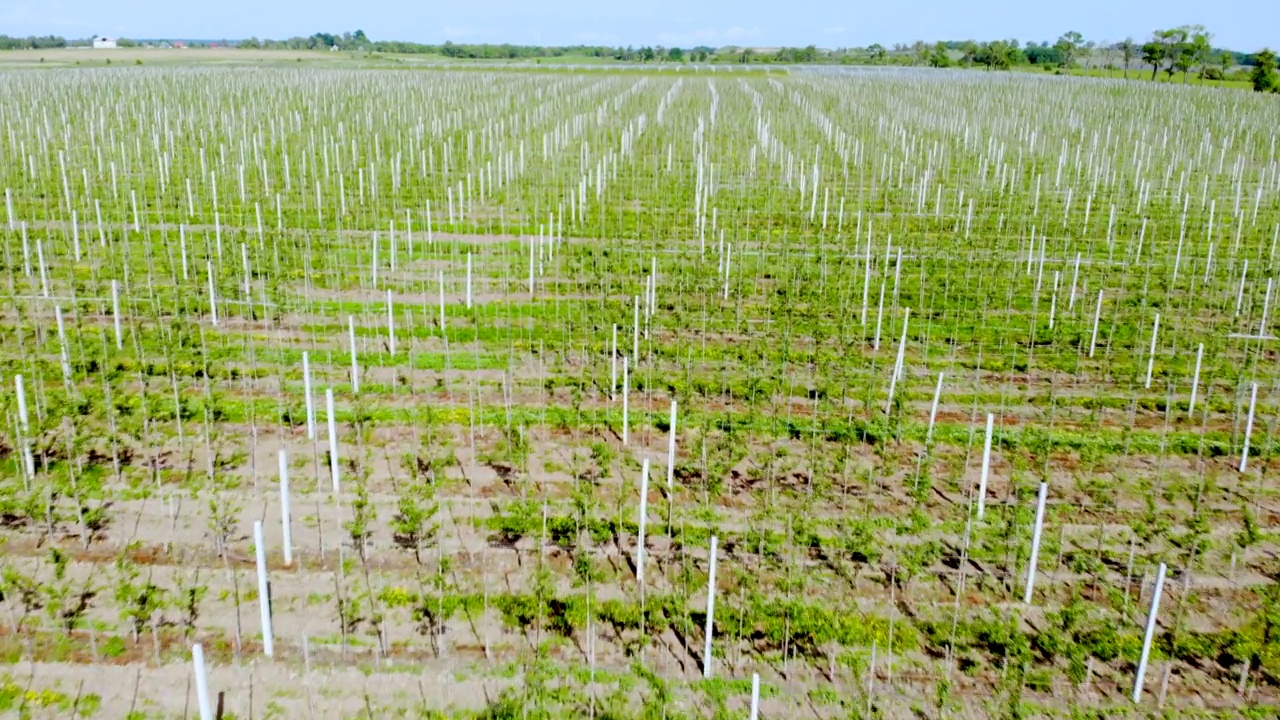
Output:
[[93, 37, 118, 49]]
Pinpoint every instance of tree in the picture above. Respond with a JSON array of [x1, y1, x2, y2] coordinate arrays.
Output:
[[667, 46, 683, 62], [960, 41, 979, 67], [1174, 25, 1212, 83], [114, 553, 166, 642], [344, 480, 377, 561], [1142, 40, 1165, 80], [310, 32, 337, 49], [391, 480, 439, 565], [976, 40, 1016, 70], [929, 42, 952, 68], [912, 40, 929, 66], [1191, 30, 1214, 81], [1171, 40, 1196, 81], [1252, 49, 1280, 93], [1231, 582, 1280, 690], [1024, 43, 1063, 66], [1055, 30, 1085, 68], [1116, 37, 1137, 79], [43, 548, 95, 634], [1156, 27, 1188, 79], [839, 519, 881, 583], [1218, 50, 1234, 76], [867, 43, 887, 63]]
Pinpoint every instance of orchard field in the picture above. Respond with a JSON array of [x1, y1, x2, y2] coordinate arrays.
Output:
[[1, 63, 1279, 719]]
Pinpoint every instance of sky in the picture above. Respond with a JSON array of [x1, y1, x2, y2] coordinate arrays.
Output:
[[5, 0, 1277, 51]]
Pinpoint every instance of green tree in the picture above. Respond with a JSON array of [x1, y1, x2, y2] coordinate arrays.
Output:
[[1252, 49, 1280, 93], [1167, 25, 1212, 83], [174, 566, 207, 641], [977, 40, 1015, 70], [1055, 30, 1085, 68], [1156, 27, 1189, 78], [1116, 37, 1137, 79], [867, 43, 887, 63], [1189, 28, 1212, 82], [1142, 40, 1165, 80], [1217, 50, 1234, 75], [1, 565, 43, 634], [113, 553, 166, 641], [391, 479, 439, 565], [344, 480, 377, 562], [1232, 582, 1280, 687], [929, 41, 952, 68], [911, 40, 929, 66], [43, 548, 95, 633], [839, 518, 881, 583], [667, 46, 683, 62]]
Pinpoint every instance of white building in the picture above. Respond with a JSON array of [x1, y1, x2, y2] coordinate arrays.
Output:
[[93, 37, 118, 49]]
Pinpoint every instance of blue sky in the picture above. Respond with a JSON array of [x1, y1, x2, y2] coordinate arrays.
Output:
[[5, 0, 1276, 50]]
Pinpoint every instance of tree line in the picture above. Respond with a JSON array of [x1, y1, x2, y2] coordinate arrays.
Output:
[[3, 27, 1276, 92], [879, 27, 1246, 79], [235, 31, 723, 62], [0, 35, 78, 50], [853, 26, 1280, 93]]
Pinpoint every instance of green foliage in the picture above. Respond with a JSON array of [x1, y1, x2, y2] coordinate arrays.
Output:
[[1251, 49, 1280, 92], [488, 498, 541, 545], [43, 547, 95, 633], [113, 551, 166, 639], [390, 476, 438, 564], [344, 480, 377, 561]]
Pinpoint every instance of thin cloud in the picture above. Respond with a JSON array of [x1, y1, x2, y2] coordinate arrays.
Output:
[[576, 31, 620, 45], [823, 26, 845, 35], [442, 25, 476, 39], [657, 26, 761, 47], [5, 2, 85, 30]]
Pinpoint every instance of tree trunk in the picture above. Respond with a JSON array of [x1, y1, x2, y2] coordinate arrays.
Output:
[[1151, 65, 1159, 81]]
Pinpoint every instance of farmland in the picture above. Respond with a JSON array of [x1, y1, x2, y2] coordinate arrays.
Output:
[[1, 63, 1279, 718]]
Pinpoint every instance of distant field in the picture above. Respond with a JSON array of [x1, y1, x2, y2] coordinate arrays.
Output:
[[1012, 64, 1255, 91], [0, 47, 776, 75], [0, 47, 367, 67]]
